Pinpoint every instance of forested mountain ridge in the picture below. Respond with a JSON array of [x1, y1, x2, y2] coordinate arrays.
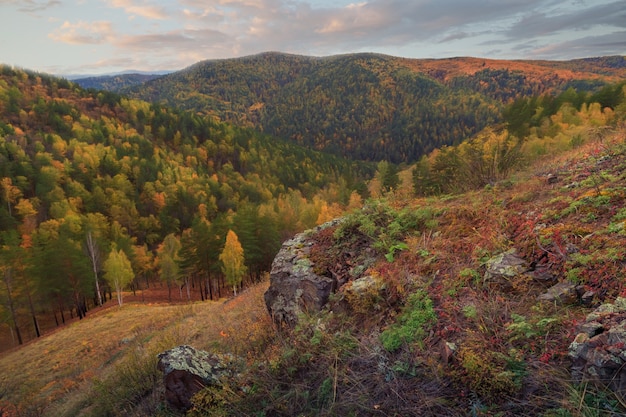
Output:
[[72, 73, 162, 92], [119, 52, 626, 163], [0, 65, 372, 348]]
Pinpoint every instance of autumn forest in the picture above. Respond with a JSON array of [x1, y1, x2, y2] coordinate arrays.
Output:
[[1, 52, 626, 416]]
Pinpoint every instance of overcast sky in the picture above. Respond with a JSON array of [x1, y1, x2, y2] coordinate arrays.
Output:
[[1, 0, 624, 76]]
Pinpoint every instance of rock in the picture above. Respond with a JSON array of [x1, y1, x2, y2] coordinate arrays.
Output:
[[581, 290, 596, 306], [537, 282, 578, 305], [157, 345, 240, 411], [569, 298, 626, 399], [546, 174, 559, 184], [483, 249, 528, 286], [264, 220, 339, 327], [529, 265, 556, 283], [343, 275, 386, 314]]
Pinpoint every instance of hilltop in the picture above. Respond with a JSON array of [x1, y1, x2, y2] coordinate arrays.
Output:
[[107, 53, 625, 163]]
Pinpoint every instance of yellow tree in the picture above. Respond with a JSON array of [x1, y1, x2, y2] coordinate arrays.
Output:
[[1, 177, 22, 217], [103, 246, 134, 306], [219, 230, 246, 296]]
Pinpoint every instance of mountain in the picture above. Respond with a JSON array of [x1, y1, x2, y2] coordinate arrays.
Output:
[[72, 73, 164, 91], [123, 52, 626, 163]]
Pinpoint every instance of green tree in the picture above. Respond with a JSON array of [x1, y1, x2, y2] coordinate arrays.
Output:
[[377, 161, 400, 193], [103, 246, 134, 306], [219, 230, 246, 296], [156, 233, 181, 301]]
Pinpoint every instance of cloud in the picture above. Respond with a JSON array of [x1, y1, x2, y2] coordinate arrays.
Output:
[[0, 0, 61, 13], [105, 0, 168, 20], [48, 20, 114, 44], [21, 0, 626, 75], [527, 31, 626, 59], [505, 1, 626, 39], [115, 28, 230, 51]]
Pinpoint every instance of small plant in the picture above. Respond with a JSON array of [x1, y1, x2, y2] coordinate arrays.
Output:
[[385, 242, 409, 262], [380, 290, 437, 352], [462, 305, 478, 319], [506, 313, 558, 345]]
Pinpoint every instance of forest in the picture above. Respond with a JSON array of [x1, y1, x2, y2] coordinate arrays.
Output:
[[90, 53, 626, 164], [0, 65, 372, 348], [1, 53, 626, 416]]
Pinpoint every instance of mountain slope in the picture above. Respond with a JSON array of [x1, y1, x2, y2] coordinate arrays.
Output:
[[1, 96, 625, 417], [125, 52, 625, 163]]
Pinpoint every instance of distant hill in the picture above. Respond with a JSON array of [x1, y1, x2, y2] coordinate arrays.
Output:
[[72, 73, 164, 91], [124, 52, 626, 163]]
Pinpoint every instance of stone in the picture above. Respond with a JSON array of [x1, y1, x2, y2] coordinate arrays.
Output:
[[537, 281, 578, 305], [569, 299, 626, 400], [157, 345, 240, 411], [264, 220, 339, 327], [483, 249, 528, 285], [343, 275, 386, 314]]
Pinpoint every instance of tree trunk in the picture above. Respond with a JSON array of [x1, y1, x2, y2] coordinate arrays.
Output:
[[206, 272, 213, 301], [3, 268, 22, 345], [86, 231, 103, 307], [27, 291, 41, 338]]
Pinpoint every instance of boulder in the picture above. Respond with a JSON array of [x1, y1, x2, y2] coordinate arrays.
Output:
[[483, 249, 528, 286], [157, 345, 240, 411], [569, 298, 626, 399], [264, 221, 339, 328]]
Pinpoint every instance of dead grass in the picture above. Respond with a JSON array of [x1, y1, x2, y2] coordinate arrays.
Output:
[[0, 280, 271, 417]]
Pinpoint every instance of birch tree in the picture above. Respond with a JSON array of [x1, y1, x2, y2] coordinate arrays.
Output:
[[103, 247, 134, 306], [219, 230, 246, 296]]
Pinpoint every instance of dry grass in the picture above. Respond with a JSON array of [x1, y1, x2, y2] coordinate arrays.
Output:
[[0, 281, 271, 417]]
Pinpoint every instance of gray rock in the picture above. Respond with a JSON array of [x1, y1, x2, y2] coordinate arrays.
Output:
[[483, 249, 528, 286], [569, 298, 626, 399], [157, 345, 239, 411], [264, 220, 339, 327], [537, 282, 578, 305]]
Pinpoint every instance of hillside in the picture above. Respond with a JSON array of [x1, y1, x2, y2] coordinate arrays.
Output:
[[0, 65, 372, 350], [1, 74, 625, 416], [122, 53, 625, 163]]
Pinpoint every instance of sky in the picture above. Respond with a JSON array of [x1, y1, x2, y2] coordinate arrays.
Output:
[[0, 0, 624, 76]]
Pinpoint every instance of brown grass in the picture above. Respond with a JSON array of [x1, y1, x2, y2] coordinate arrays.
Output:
[[0, 280, 271, 417]]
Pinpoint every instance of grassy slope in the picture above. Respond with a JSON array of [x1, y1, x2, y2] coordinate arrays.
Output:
[[229, 127, 626, 416], [0, 283, 272, 416], [2, 126, 626, 416]]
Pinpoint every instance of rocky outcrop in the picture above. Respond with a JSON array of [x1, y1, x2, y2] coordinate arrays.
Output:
[[569, 298, 626, 399], [264, 221, 339, 328], [157, 345, 240, 411]]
